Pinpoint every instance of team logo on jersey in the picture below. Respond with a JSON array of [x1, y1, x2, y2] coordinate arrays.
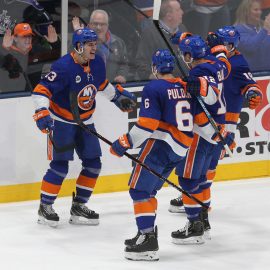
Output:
[[77, 84, 97, 110], [77, 29, 83, 35], [184, 39, 191, 44], [228, 30, 235, 37], [76, 75, 81, 83]]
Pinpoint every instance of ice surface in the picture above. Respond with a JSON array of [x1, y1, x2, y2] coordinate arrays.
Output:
[[0, 178, 270, 270]]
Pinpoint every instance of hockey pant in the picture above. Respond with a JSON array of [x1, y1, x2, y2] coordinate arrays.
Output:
[[40, 158, 101, 205], [128, 139, 184, 232], [176, 134, 216, 221]]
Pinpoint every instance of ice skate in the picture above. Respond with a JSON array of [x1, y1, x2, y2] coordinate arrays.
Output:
[[69, 193, 99, 225], [168, 196, 185, 213], [125, 227, 159, 261], [124, 230, 142, 247], [38, 203, 59, 227], [171, 220, 205, 245], [200, 208, 211, 240]]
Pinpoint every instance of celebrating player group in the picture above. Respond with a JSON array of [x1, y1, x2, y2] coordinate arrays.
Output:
[[32, 23, 262, 262]]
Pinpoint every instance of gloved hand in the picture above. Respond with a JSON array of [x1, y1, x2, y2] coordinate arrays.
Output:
[[2, 54, 22, 79], [206, 32, 228, 56], [111, 84, 136, 112], [110, 133, 133, 157], [206, 32, 223, 48], [219, 132, 236, 160], [245, 90, 262, 109], [184, 76, 208, 97], [170, 31, 192, 44], [211, 124, 228, 142], [33, 108, 54, 133]]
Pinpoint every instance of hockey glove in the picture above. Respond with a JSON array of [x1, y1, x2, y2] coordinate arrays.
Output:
[[211, 124, 228, 142], [111, 84, 136, 112], [2, 54, 23, 79], [170, 31, 192, 45], [245, 90, 262, 110], [184, 76, 208, 97], [206, 32, 228, 56], [110, 133, 133, 157], [33, 108, 54, 134], [219, 132, 236, 160]]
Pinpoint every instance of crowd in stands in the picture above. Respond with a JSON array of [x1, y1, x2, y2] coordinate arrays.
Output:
[[0, 0, 270, 94]]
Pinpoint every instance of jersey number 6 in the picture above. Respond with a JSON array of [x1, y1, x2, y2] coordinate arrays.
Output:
[[176, 101, 193, 131]]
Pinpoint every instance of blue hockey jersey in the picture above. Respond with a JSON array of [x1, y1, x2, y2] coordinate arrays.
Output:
[[32, 52, 113, 123], [191, 55, 231, 143], [129, 77, 209, 156], [224, 51, 261, 133]]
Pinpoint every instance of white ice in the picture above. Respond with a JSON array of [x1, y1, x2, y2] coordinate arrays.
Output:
[[1, 177, 270, 270]]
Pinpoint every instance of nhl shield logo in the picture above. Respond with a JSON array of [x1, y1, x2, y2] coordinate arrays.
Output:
[[77, 84, 97, 110], [76, 75, 81, 83]]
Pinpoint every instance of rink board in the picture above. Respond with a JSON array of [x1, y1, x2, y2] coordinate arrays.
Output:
[[0, 159, 269, 203], [0, 77, 269, 203]]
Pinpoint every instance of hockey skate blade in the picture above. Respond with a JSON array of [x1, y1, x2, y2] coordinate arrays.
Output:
[[37, 216, 59, 228], [125, 251, 159, 261], [168, 205, 185, 213], [172, 236, 205, 245], [69, 215, 99, 226]]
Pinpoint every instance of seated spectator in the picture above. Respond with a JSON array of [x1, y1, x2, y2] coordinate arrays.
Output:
[[135, 0, 186, 80], [185, 0, 230, 38], [234, 0, 270, 72], [73, 9, 129, 84], [0, 23, 33, 93]]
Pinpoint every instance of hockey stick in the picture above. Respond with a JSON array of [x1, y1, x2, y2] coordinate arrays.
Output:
[[69, 90, 208, 209], [47, 132, 75, 153], [152, 0, 233, 157]]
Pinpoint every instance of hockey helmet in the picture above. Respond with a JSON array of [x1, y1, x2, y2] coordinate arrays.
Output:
[[215, 26, 240, 49], [72, 28, 98, 49], [179, 35, 209, 60], [152, 49, 175, 73]]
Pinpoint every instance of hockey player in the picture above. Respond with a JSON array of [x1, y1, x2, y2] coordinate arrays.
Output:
[[201, 26, 262, 219], [32, 28, 136, 227], [169, 28, 262, 221], [109, 49, 217, 261], [170, 35, 232, 244]]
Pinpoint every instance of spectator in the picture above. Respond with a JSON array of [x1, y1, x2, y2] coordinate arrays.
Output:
[[184, 0, 231, 38], [235, 0, 270, 72], [22, 4, 61, 86], [135, 0, 186, 80], [73, 9, 129, 84], [0, 23, 34, 93], [0, 0, 61, 91], [89, 9, 129, 84]]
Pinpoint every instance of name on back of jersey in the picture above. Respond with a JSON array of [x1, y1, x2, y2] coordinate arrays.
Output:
[[167, 87, 191, 100]]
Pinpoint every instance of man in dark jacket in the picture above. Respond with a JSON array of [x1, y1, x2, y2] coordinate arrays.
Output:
[[135, 0, 187, 80], [88, 9, 129, 84]]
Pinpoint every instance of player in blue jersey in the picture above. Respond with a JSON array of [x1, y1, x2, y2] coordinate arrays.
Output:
[[170, 35, 232, 245], [32, 28, 136, 227], [200, 26, 262, 227], [109, 49, 217, 261], [169, 28, 262, 242]]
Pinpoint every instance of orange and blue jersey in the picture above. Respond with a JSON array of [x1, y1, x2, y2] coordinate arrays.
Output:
[[224, 51, 261, 133], [128, 77, 209, 157], [32, 52, 112, 124], [191, 55, 230, 143]]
